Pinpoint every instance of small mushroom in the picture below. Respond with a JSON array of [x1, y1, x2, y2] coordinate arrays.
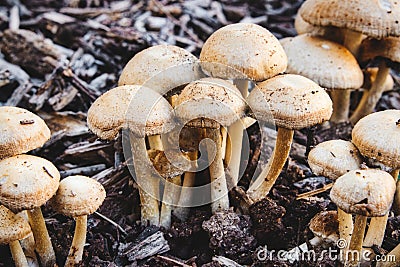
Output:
[[247, 74, 332, 201], [50, 175, 106, 266], [0, 205, 32, 267]]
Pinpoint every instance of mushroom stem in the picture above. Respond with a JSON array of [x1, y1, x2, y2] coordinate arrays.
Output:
[[220, 127, 228, 160], [159, 175, 181, 229], [131, 136, 160, 225], [376, 243, 400, 267], [27, 207, 56, 267], [350, 60, 390, 124], [247, 127, 294, 202], [148, 135, 163, 151], [9, 240, 29, 267], [394, 171, 400, 215], [330, 90, 351, 123], [346, 214, 367, 266], [338, 208, 353, 254], [19, 211, 39, 267], [65, 215, 87, 267], [206, 127, 230, 212], [343, 29, 364, 57]]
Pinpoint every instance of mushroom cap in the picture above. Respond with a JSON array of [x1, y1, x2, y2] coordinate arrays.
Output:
[[87, 85, 174, 139], [51, 175, 106, 217], [0, 106, 51, 160], [118, 45, 203, 94], [362, 67, 394, 92], [200, 23, 287, 81], [0, 154, 60, 213], [248, 74, 332, 129], [309, 210, 339, 241], [0, 205, 31, 244], [359, 37, 400, 63], [280, 34, 363, 89], [299, 0, 400, 39], [149, 150, 190, 178], [352, 110, 400, 169], [175, 78, 246, 127], [294, 15, 344, 43], [330, 169, 396, 217], [308, 140, 363, 180]]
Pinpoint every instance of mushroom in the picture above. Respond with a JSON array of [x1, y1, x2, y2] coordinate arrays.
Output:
[[0, 205, 32, 267], [199, 23, 287, 186], [0, 154, 60, 267], [361, 67, 394, 93], [174, 77, 246, 212], [50, 175, 106, 266], [280, 34, 363, 123], [247, 74, 332, 201], [350, 37, 400, 124], [87, 85, 175, 225], [352, 110, 400, 251], [330, 169, 396, 265], [0, 106, 50, 159]]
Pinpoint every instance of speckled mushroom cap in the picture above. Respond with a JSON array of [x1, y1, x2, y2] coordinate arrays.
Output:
[[87, 85, 174, 139], [248, 74, 332, 129], [51, 175, 105, 217], [280, 34, 363, 89], [309, 210, 339, 241], [330, 169, 396, 217], [149, 150, 191, 179], [352, 110, 400, 169], [174, 78, 246, 127], [362, 67, 394, 92], [0, 205, 31, 244], [200, 23, 287, 81], [0, 106, 51, 160], [359, 37, 400, 63], [118, 45, 203, 94], [299, 0, 400, 39], [308, 140, 363, 180], [0, 154, 60, 213]]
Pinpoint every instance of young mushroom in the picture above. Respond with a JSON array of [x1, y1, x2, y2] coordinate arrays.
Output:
[[330, 169, 396, 265], [0, 154, 60, 267], [247, 74, 332, 201], [0, 205, 32, 267], [50, 175, 106, 266]]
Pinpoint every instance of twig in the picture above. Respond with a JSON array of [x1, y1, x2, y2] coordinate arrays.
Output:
[[94, 211, 128, 235], [155, 255, 193, 267], [296, 183, 333, 200]]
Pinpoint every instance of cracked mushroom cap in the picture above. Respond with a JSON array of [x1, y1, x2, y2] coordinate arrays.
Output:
[[309, 210, 339, 242], [330, 169, 396, 217], [299, 0, 400, 39], [51, 175, 106, 217], [308, 140, 363, 180], [0, 106, 51, 160], [118, 45, 203, 95], [87, 85, 174, 139], [174, 78, 246, 127], [0, 154, 60, 213], [280, 34, 363, 89], [359, 36, 400, 64], [248, 74, 332, 129], [0, 205, 31, 244], [200, 23, 287, 81], [352, 110, 400, 169]]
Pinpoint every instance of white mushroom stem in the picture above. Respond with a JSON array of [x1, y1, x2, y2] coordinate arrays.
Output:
[[247, 127, 294, 202], [148, 135, 163, 151], [343, 29, 364, 57], [9, 240, 29, 267], [220, 127, 228, 159], [376, 243, 400, 267], [338, 208, 353, 255], [206, 127, 230, 212], [65, 215, 87, 267], [131, 136, 160, 225], [27, 207, 56, 267], [19, 211, 39, 267], [350, 61, 390, 124], [159, 175, 181, 229], [346, 214, 367, 266], [330, 90, 351, 123]]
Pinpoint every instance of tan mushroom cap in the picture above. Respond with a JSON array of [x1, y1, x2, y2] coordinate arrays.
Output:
[[0, 154, 60, 213], [309, 210, 339, 241], [149, 150, 190, 179], [200, 23, 287, 81], [175, 78, 246, 127], [308, 140, 363, 180], [87, 85, 174, 139], [330, 169, 396, 217], [299, 0, 400, 39], [359, 37, 400, 63], [51, 175, 106, 217], [280, 34, 363, 89], [362, 67, 394, 92], [118, 45, 203, 94], [0, 205, 31, 244], [0, 106, 51, 160], [248, 74, 332, 129], [352, 110, 400, 169]]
